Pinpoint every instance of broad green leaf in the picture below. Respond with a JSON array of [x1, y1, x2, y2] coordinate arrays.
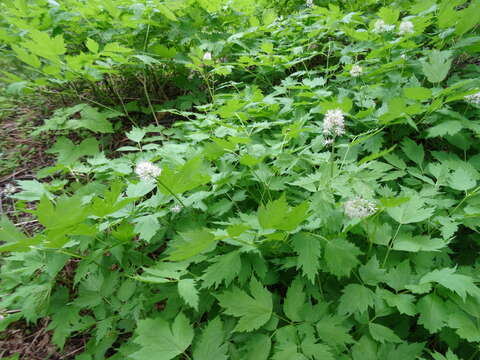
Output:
[[291, 232, 321, 283], [449, 167, 477, 191], [217, 277, 272, 332], [315, 316, 354, 348], [158, 156, 211, 194], [0, 216, 27, 243], [283, 277, 306, 322], [386, 197, 434, 224], [133, 215, 160, 242], [359, 256, 386, 286], [324, 238, 362, 278], [178, 279, 199, 310], [420, 268, 480, 300], [201, 250, 242, 288], [192, 318, 228, 360], [448, 311, 480, 342], [426, 121, 463, 138], [403, 87, 432, 101], [301, 339, 335, 360], [401, 138, 424, 166], [368, 323, 402, 343], [417, 294, 448, 333], [422, 51, 452, 83], [393, 234, 446, 252], [132, 313, 194, 360], [168, 229, 216, 261], [258, 195, 309, 231], [244, 334, 272, 360], [46, 137, 99, 166], [338, 284, 375, 315], [378, 289, 416, 316]]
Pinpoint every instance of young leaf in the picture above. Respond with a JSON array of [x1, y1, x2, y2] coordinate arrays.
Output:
[[132, 313, 194, 360], [216, 277, 272, 332]]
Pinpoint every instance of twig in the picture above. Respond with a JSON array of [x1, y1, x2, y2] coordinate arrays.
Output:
[[0, 168, 28, 183], [59, 345, 85, 359]]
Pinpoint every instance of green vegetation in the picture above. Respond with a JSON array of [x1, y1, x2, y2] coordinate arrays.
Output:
[[1, 0, 480, 359]]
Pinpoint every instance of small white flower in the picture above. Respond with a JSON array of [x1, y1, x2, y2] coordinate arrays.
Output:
[[3, 183, 17, 196], [135, 161, 161, 182], [465, 92, 480, 105], [350, 64, 363, 77], [344, 198, 377, 219], [398, 20, 414, 35], [306, 0, 314, 7], [373, 19, 388, 33], [323, 138, 334, 146], [323, 108, 345, 137], [203, 52, 212, 61], [171, 204, 182, 213], [400, 54, 407, 60]]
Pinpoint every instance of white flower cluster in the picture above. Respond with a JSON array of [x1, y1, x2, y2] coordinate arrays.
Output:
[[344, 198, 377, 219], [323, 108, 345, 138], [350, 64, 363, 77], [373, 19, 393, 33], [135, 161, 161, 182], [465, 92, 480, 105], [2, 183, 17, 196], [203, 52, 212, 61], [398, 20, 414, 35], [306, 0, 314, 8], [171, 204, 182, 213]]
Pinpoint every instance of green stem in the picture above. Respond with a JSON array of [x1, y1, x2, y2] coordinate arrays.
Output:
[[157, 179, 186, 208], [382, 223, 402, 267]]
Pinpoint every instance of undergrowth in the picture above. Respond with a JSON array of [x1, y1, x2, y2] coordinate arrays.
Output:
[[1, 0, 480, 359]]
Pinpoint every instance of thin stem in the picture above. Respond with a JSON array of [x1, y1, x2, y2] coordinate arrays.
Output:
[[382, 223, 402, 267], [157, 179, 186, 207]]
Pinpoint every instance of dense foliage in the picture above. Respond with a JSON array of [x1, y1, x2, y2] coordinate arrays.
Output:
[[1, 0, 480, 359]]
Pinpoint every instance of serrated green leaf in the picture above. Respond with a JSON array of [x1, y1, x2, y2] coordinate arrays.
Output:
[[192, 318, 228, 360], [422, 51, 452, 83], [178, 278, 199, 310], [417, 294, 448, 333], [324, 238, 362, 278], [283, 277, 306, 322], [368, 323, 402, 343], [201, 250, 242, 288], [217, 277, 272, 332], [338, 284, 375, 315], [291, 232, 321, 283], [158, 156, 211, 195], [168, 229, 216, 261], [132, 313, 194, 360], [386, 197, 434, 224], [449, 167, 477, 191], [420, 268, 480, 300]]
